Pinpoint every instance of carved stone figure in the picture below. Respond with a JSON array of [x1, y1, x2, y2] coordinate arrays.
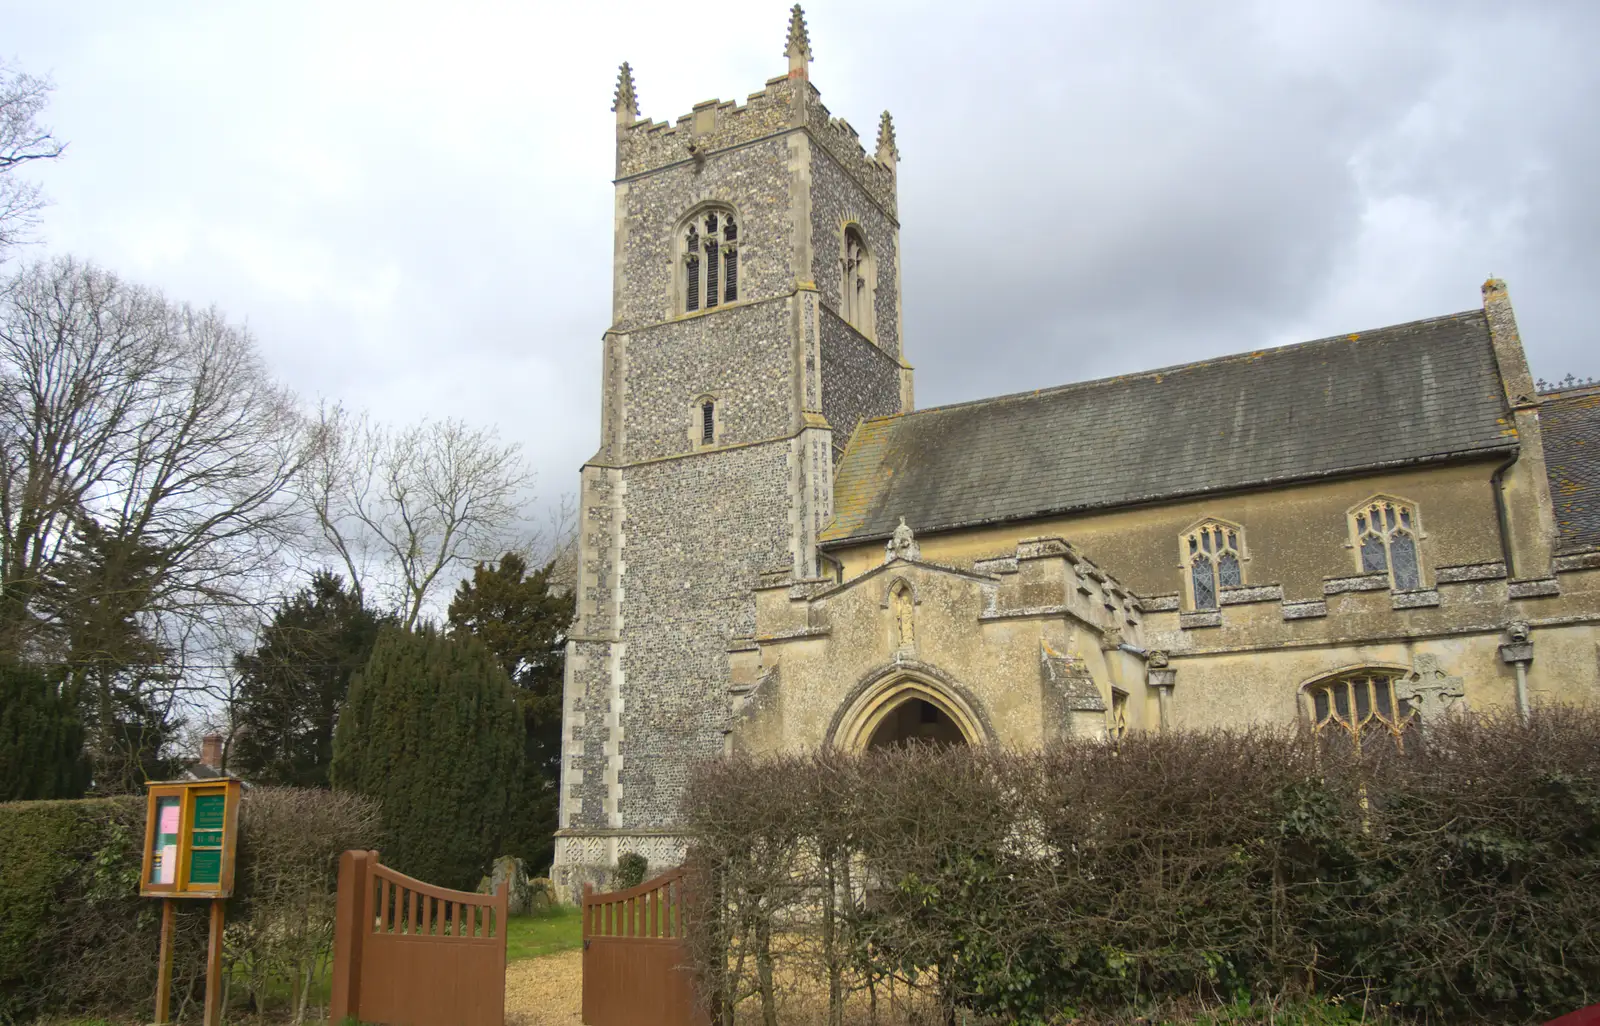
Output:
[[885, 516, 920, 563], [892, 582, 915, 650]]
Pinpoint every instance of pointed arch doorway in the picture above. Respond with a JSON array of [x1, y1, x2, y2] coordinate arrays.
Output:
[[828, 669, 987, 753], [865, 697, 968, 749]]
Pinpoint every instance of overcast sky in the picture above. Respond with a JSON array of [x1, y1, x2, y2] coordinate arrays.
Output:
[[5, 0, 1597, 528]]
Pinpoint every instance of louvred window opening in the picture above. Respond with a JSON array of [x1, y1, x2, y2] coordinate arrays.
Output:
[[682, 210, 736, 312]]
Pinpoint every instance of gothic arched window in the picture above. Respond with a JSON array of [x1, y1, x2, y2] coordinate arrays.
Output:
[[681, 208, 738, 313], [1303, 669, 1416, 753], [840, 225, 875, 337], [1181, 519, 1245, 611], [1349, 496, 1423, 590]]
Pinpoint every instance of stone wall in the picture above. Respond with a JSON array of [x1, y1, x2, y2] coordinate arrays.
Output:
[[804, 86, 898, 217], [808, 144, 901, 357], [614, 136, 798, 334], [820, 308, 901, 455], [620, 300, 796, 462], [737, 537, 1149, 757], [616, 440, 795, 826]]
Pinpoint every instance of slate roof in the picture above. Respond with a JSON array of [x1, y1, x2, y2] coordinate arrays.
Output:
[[1541, 384, 1600, 554], [824, 310, 1517, 545]]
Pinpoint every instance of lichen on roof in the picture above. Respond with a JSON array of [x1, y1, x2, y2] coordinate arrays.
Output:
[[823, 310, 1515, 545]]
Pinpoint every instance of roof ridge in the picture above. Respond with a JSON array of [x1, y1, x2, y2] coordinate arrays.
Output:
[[862, 308, 1485, 426]]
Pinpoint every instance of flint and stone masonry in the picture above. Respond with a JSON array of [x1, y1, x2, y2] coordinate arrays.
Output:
[[553, 8, 1600, 899], [552, 12, 906, 895]]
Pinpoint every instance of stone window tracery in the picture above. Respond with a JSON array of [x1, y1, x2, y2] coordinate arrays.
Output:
[[839, 225, 875, 339], [1181, 519, 1245, 611], [1349, 496, 1424, 590], [680, 208, 738, 314], [1303, 669, 1416, 753]]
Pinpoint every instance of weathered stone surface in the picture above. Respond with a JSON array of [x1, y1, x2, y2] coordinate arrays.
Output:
[[1281, 600, 1328, 620], [1508, 578, 1561, 599], [1436, 561, 1508, 583], [1323, 574, 1390, 595], [1219, 584, 1283, 605]]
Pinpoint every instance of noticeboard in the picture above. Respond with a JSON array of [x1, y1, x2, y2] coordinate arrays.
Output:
[[140, 779, 242, 899]]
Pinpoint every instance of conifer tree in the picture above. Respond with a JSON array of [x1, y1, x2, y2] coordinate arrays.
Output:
[[0, 657, 89, 800], [233, 572, 387, 787], [447, 553, 573, 870], [331, 626, 523, 889]]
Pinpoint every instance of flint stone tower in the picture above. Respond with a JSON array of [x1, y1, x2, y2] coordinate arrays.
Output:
[[552, 7, 911, 891]]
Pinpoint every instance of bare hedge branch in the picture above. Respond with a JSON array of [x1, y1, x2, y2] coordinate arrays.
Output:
[[682, 707, 1600, 1025]]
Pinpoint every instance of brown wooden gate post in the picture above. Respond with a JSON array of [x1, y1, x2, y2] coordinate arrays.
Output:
[[330, 849, 372, 1023]]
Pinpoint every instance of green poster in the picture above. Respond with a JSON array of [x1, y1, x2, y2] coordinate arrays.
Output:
[[192, 794, 226, 831], [189, 848, 222, 886]]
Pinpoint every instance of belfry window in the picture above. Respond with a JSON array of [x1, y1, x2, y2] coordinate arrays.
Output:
[[1350, 497, 1423, 590], [701, 401, 715, 445], [840, 225, 874, 337], [682, 208, 738, 313], [1182, 519, 1245, 611]]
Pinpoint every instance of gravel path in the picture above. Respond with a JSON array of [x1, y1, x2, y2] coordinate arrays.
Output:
[[506, 949, 583, 1026]]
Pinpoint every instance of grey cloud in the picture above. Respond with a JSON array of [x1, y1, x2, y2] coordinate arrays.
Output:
[[4, 0, 1596, 534]]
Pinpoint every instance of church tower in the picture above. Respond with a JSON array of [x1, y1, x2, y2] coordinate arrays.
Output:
[[553, 6, 911, 890]]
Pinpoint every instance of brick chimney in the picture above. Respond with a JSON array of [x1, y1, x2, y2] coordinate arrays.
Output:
[[200, 733, 224, 771]]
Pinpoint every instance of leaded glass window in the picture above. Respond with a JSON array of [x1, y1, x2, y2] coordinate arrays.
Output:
[[682, 208, 738, 313], [1183, 520, 1245, 611], [1352, 498, 1424, 590], [1109, 689, 1128, 742], [1306, 671, 1416, 753]]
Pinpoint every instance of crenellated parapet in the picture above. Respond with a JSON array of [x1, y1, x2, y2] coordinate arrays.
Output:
[[612, 6, 897, 215], [614, 74, 898, 217], [616, 77, 798, 178], [804, 92, 898, 216]]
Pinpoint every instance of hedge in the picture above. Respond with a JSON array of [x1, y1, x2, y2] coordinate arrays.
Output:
[[0, 786, 379, 1023], [682, 707, 1600, 1026]]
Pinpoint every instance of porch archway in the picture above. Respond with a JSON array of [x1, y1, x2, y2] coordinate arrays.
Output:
[[827, 665, 989, 752]]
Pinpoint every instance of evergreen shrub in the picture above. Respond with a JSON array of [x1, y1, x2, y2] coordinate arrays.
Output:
[[331, 626, 524, 890], [0, 657, 90, 801], [683, 707, 1600, 1026], [614, 851, 649, 890]]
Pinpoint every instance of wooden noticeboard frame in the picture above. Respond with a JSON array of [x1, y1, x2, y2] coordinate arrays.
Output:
[[140, 779, 242, 899]]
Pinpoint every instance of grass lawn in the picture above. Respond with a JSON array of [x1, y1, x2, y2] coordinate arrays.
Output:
[[506, 905, 584, 961]]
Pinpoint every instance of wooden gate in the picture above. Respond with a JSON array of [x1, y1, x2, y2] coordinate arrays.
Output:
[[330, 849, 508, 1026], [583, 868, 707, 1026]]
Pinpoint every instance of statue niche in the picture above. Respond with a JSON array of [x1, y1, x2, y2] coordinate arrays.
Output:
[[889, 579, 915, 654]]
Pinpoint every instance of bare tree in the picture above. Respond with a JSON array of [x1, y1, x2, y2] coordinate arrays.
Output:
[[0, 257, 308, 786], [305, 405, 534, 629], [0, 60, 65, 254]]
